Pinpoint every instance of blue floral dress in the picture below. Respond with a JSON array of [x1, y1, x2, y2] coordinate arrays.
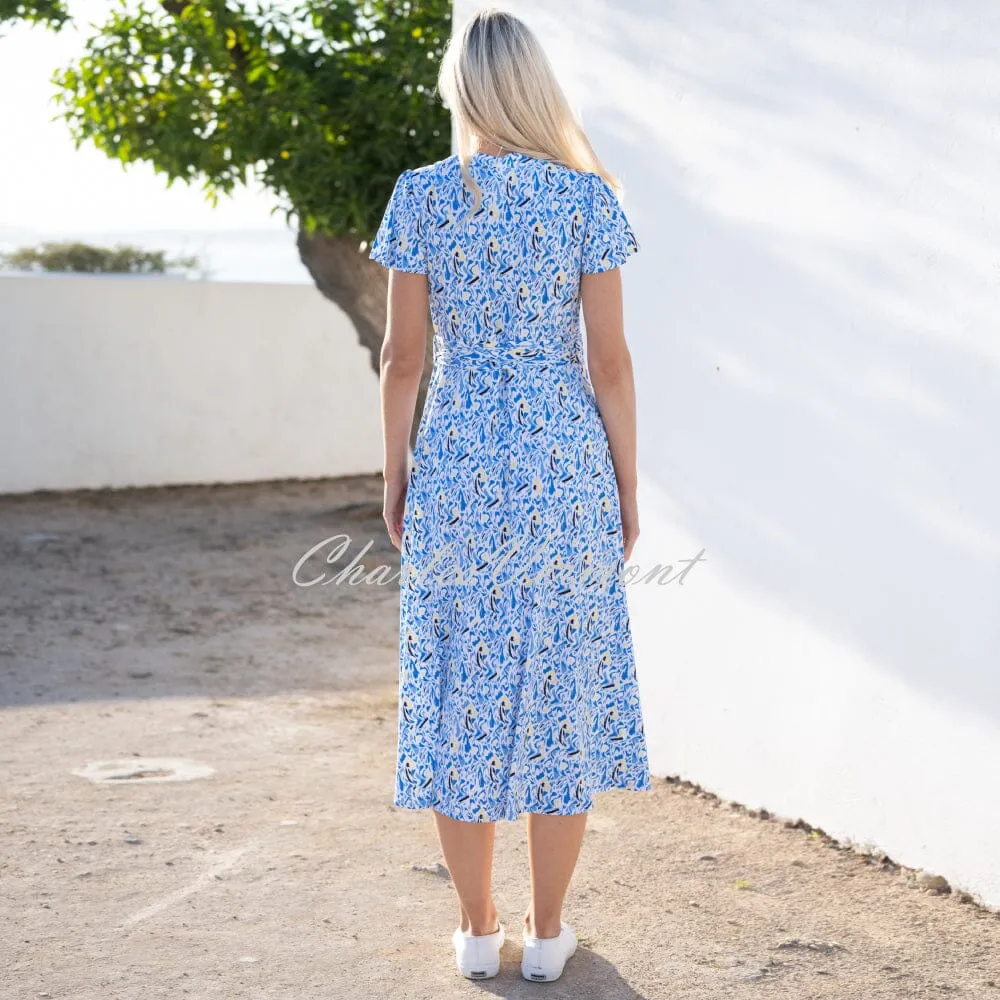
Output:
[[369, 151, 651, 822]]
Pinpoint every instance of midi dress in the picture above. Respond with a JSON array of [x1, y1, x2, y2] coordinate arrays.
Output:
[[369, 150, 652, 822]]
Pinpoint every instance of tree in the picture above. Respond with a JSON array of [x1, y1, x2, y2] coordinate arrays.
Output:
[[0, 0, 452, 438], [0, 0, 69, 28]]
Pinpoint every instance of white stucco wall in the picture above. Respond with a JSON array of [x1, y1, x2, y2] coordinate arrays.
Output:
[[454, 1, 1000, 905], [0, 276, 383, 492]]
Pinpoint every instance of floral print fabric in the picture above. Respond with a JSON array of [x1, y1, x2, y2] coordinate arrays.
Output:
[[370, 151, 651, 822]]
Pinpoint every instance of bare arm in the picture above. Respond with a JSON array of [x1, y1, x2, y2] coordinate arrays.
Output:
[[380, 269, 429, 549], [581, 267, 639, 560]]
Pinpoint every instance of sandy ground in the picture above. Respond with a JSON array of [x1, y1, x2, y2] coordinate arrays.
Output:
[[1, 474, 998, 1000]]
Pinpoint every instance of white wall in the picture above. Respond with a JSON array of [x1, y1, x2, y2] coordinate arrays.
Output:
[[454, 1, 1000, 906], [0, 276, 382, 492]]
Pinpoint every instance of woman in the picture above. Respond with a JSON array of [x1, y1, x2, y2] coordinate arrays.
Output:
[[369, 7, 652, 984]]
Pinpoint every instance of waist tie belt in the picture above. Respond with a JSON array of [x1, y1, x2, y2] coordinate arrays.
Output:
[[434, 342, 583, 368]]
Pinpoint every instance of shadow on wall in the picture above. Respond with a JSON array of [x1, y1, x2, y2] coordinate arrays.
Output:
[[568, 0, 999, 724]]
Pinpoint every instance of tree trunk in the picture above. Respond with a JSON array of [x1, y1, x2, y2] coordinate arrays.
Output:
[[296, 231, 434, 452]]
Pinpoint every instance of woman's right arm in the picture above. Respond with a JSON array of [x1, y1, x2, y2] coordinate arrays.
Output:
[[380, 268, 429, 550], [581, 267, 639, 561]]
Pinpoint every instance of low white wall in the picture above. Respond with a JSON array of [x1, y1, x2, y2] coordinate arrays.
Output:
[[454, 0, 1000, 908], [0, 276, 383, 493]]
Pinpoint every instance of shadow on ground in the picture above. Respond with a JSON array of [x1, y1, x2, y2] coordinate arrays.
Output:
[[476, 948, 649, 997]]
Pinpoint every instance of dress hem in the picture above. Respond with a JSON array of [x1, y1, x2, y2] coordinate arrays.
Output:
[[393, 772, 655, 824]]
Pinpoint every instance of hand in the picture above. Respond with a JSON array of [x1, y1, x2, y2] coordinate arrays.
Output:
[[620, 497, 639, 562], [383, 477, 407, 551]]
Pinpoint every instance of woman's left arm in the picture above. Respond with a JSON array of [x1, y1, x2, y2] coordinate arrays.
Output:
[[380, 269, 429, 550]]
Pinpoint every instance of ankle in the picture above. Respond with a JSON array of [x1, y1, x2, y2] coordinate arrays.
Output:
[[462, 903, 500, 936], [523, 911, 562, 939]]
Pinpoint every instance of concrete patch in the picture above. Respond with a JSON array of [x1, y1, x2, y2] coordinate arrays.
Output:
[[72, 757, 215, 784]]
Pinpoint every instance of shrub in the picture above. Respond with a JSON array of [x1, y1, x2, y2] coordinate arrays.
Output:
[[0, 242, 203, 276]]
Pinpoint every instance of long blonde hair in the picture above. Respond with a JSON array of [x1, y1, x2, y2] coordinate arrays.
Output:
[[437, 8, 620, 212]]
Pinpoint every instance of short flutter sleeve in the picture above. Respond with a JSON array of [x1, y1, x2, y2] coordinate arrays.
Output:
[[368, 169, 428, 273], [582, 174, 640, 274]]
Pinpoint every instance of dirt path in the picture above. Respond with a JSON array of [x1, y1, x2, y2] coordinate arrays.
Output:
[[1, 476, 997, 999]]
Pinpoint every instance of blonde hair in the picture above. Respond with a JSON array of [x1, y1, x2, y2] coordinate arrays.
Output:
[[437, 7, 620, 213]]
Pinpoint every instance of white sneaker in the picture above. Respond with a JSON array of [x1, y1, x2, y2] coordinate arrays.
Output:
[[451, 921, 505, 979], [521, 921, 578, 982]]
